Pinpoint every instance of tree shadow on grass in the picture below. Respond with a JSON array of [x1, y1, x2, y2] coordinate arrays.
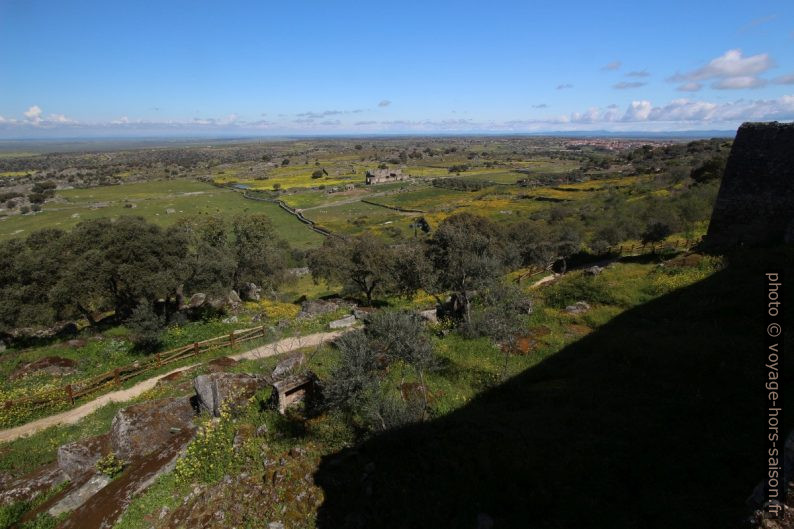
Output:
[[314, 249, 793, 529]]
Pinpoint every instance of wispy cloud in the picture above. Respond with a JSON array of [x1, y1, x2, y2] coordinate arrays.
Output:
[[676, 82, 702, 92], [626, 70, 650, 78], [738, 14, 778, 33], [378, 100, 391, 107], [532, 104, 548, 109], [601, 61, 621, 71], [773, 73, 794, 85], [613, 81, 646, 90], [556, 83, 573, 90]]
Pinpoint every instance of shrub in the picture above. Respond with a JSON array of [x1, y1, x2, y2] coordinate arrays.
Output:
[[95, 452, 125, 477], [544, 274, 617, 309]]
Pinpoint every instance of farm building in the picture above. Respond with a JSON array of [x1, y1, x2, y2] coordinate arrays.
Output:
[[365, 168, 409, 185]]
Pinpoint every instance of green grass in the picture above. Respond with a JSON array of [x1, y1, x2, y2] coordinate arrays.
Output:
[[0, 180, 323, 248]]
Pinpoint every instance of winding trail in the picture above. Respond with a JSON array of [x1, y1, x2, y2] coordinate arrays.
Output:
[[0, 331, 342, 443]]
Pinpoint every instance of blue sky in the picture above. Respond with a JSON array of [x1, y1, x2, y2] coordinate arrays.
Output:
[[1, 0, 792, 137]]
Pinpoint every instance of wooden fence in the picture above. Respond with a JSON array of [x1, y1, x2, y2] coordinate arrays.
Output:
[[5, 325, 273, 413]]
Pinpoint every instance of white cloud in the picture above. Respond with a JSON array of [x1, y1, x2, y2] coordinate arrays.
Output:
[[677, 82, 702, 92], [601, 61, 621, 71], [623, 100, 652, 121], [556, 83, 573, 90], [24, 105, 43, 123], [670, 49, 774, 82], [378, 100, 391, 107], [48, 113, 73, 123]]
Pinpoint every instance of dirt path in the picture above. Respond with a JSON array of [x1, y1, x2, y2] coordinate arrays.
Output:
[[0, 331, 342, 444]]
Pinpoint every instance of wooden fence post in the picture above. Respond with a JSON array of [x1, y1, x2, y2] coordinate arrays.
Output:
[[261, 325, 267, 338], [156, 352, 161, 368], [193, 342, 200, 356], [114, 368, 121, 386], [66, 384, 74, 405], [229, 332, 236, 348]]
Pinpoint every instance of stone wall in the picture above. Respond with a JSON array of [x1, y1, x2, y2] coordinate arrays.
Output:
[[705, 121, 794, 248]]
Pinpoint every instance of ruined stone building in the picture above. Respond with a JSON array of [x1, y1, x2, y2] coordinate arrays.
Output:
[[365, 168, 409, 185], [705, 121, 794, 248]]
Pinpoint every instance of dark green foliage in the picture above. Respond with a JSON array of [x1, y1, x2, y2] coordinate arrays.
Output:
[[127, 303, 164, 352], [641, 222, 672, 244], [231, 214, 287, 292], [312, 169, 324, 179], [427, 214, 508, 322], [308, 234, 397, 304], [690, 156, 726, 184], [432, 178, 488, 191]]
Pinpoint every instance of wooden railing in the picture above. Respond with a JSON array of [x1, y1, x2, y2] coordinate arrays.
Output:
[[5, 325, 272, 413]]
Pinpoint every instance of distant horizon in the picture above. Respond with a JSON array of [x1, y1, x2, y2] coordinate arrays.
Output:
[[0, 129, 739, 152]]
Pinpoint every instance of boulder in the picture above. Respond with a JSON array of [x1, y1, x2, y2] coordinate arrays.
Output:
[[584, 265, 603, 276], [272, 352, 304, 380], [66, 339, 87, 348], [57, 434, 110, 480], [193, 373, 269, 417], [299, 299, 341, 318], [110, 397, 197, 461], [188, 293, 207, 309], [418, 309, 438, 324], [329, 315, 356, 329], [564, 301, 591, 314], [239, 283, 262, 301], [228, 290, 242, 305]]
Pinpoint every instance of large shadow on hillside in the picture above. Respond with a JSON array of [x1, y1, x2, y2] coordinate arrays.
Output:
[[314, 249, 793, 529]]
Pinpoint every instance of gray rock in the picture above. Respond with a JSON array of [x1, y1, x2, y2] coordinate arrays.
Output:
[[584, 265, 603, 276], [57, 434, 110, 480], [228, 290, 242, 305], [329, 315, 356, 329], [0, 464, 67, 507], [48, 474, 112, 517], [564, 301, 591, 314], [239, 283, 261, 301], [299, 299, 340, 317], [418, 309, 438, 323], [193, 373, 269, 417], [222, 315, 238, 324], [272, 352, 304, 380], [110, 397, 196, 461], [188, 293, 206, 309]]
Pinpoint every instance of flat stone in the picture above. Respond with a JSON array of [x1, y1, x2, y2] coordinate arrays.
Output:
[[418, 309, 438, 323], [564, 301, 591, 314], [329, 315, 356, 329], [272, 352, 304, 380], [48, 474, 112, 517]]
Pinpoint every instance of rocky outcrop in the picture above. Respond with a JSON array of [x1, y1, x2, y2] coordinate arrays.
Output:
[[10, 356, 77, 380], [706, 122, 794, 248], [57, 434, 110, 480], [193, 373, 269, 417], [0, 464, 67, 507], [239, 283, 262, 301], [564, 301, 591, 314], [109, 397, 197, 461]]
